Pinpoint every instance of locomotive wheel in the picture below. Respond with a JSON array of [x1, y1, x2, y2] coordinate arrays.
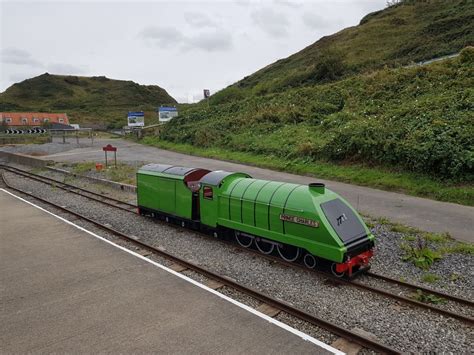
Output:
[[277, 244, 300, 262], [331, 263, 345, 278], [255, 238, 274, 255], [235, 232, 253, 248], [303, 253, 317, 269]]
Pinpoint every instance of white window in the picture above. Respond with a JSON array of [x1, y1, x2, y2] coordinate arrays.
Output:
[[5, 117, 12, 123], [58, 118, 64, 123], [43, 118, 49, 123], [33, 118, 39, 123], [21, 117, 28, 124]]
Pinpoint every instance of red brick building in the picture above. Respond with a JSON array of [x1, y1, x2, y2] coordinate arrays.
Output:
[[0, 112, 69, 127]]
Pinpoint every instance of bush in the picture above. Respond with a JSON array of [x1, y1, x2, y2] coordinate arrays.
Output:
[[459, 46, 474, 63], [160, 54, 473, 181], [306, 50, 347, 83], [210, 87, 245, 105]]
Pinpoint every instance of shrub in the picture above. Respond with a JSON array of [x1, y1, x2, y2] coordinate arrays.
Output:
[[210, 87, 245, 105], [459, 46, 474, 63], [306, 50, 347, 83]]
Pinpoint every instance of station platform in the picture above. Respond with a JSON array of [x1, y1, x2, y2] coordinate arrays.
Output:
[[0, 189, 340, 354]]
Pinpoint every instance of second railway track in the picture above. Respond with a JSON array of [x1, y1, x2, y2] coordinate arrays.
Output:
[[0, 164, 137, 213], [2, 165, 473, 326]]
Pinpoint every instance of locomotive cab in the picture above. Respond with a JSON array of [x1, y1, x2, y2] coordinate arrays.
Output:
[[136, 164, 210, 224]]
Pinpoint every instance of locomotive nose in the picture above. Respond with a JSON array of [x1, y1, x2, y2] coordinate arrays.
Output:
[[320, 198, 368, 246]]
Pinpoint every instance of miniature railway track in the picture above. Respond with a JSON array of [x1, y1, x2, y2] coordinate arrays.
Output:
[[238, 244, 474, 325], [1, 173, 400, 355], [2, 165, 473, 325], [0, 165, 136, 213], [364, 271, 474, 307]]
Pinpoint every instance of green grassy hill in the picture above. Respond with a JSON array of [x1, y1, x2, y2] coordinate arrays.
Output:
[[158, 1, 474, 205], [0, 73, 176, 128], [162, 50, 473, 181], [223, 0, 473, 98]]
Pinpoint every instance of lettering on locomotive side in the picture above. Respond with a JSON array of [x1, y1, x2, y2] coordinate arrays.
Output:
[[279, 214, 319, 228]]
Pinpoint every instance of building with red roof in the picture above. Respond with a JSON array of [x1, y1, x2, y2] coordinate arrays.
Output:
[[0, 112, 69, 127]]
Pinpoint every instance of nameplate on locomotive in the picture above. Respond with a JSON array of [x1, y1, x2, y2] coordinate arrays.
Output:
[[279, 214, 319, 228]]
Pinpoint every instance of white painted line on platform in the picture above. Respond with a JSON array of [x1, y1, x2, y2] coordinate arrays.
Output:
[[0, 188, 344, 355]]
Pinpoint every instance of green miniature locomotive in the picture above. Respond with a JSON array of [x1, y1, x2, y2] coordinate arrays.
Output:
[[137, 164, 374, 277]]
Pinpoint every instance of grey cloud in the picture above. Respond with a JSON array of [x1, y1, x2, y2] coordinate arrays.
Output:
[[251, 8, 289, 37], [186, 31, 232, 52], [138, 26, 185, 48], [139, 26, 232, 52], [233, 0, 250, 6], [184, 12, 217, 28], [9, 72, 38, 83], [302, 13, 329, 30], [274, 0, 302, 8], [47, 63, 87, 74], [0, 47, 42, 67]]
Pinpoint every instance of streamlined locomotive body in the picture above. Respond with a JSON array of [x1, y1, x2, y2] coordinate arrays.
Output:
[[137, 164, 374, 277]]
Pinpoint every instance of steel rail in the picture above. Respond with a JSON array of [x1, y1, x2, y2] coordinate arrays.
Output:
[[1, 173, 400, 355], [365, 271, 474, 307], [1, 165, 136, 212], [223, 240, 474, 325], [3, 166, 472, 324]]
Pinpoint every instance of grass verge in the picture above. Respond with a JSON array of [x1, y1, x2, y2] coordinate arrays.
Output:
[[137, 137, 474, 206], [71, 162, 136, 185]]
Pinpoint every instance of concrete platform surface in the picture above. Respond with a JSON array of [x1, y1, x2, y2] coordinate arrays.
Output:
[[0, 189, 339, 354], [32, 138, 473, 243]]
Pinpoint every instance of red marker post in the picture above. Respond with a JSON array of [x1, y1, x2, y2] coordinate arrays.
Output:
[[102, 144, 117, 167]]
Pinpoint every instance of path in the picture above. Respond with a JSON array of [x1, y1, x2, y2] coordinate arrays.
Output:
[[38, 138, 474, 243]]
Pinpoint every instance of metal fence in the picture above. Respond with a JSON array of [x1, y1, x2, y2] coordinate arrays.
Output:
[[0, 128, 95, 145]]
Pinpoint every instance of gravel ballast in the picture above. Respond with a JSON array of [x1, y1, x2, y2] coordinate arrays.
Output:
[[3, 170, 473, 353]]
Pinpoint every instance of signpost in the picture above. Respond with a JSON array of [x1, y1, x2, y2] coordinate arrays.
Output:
[[102, 144, 117, 167], [158, 106, 178, 123], [203, 89, 211, 108], [127, 111, 145, 127]]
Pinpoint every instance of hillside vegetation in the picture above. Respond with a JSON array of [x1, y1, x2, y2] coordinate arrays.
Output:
[[162, 50, 473, 183], [0, 73, 176, 128], [223, 0, 473, 98], [159, 0, 474, 205]]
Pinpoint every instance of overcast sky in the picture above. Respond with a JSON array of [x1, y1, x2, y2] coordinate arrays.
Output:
[[0, 0, 386, 103]]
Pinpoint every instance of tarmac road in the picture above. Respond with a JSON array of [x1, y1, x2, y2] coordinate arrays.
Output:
[[40, 138, 474, 243]]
